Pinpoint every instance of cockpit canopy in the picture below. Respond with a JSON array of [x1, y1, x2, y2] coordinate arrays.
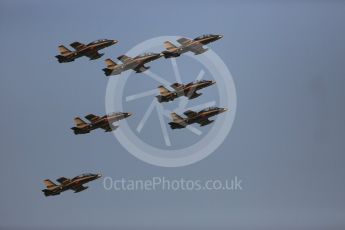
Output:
[[87, 39, 109, 46], [73, 173, 95, 179], [200, 106, 218, 112], [137, 52, 157, 57], [108, 112, 123, 116], [194, 34, 215, 40], [195, 80, 209, 83]]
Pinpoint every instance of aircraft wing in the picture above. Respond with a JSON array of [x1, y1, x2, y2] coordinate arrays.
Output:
[[117, 55, 133, 63], [85, 51, 103, 60], [187, 44, 208, 55], [187, 92, 202, 99], [71, 185, 88, 193], [100, 124, 118, 132], [56, 177, 70, 184], [183, 110, 198, 118], [177, 37, 192, 45], [133, 65, 149, 73], [197, 118, 214, 126], [70, 41, 86, 51], [170, 82, 185, 90], [85, 114, 100, 123]]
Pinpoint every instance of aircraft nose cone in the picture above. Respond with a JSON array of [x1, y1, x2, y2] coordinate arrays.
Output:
[[97, 174, 102, 178], [127, 112, 132, 117], [112, 40, 118, 44], [218, 35, 223, 39], [211, 80, 216, 84]]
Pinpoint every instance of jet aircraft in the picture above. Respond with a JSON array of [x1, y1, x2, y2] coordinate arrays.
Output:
[[102, 52, 162, 76], [55, 39, 117, 63], [161, 34, 223, 58], [71, 112, 132, 134], [42, 173, 102, 196], [169, 107, 227, 129], [156, 80, 216, 103]]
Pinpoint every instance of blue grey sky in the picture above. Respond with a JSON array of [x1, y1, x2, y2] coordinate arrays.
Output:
[[1, 0, 345, 229]]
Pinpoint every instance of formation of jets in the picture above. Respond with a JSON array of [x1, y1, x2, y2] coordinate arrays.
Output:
[[44, 34, 228, 197], [55, 35, 223, 76]]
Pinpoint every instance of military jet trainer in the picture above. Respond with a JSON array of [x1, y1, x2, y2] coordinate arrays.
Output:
[[156, 80, 216, 103], [42, 173, 102, 196], [161, 34, 223, 58], [55, 39, 117, 63], [169, 107, 228, 129], [71, 112, 132, 134], [102, 52, 163, 76]]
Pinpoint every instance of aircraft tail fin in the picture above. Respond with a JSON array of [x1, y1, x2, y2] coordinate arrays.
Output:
[[105, 58, 117, 68], [58, 45, 72, 55], [164, 41, 177, 51], [103, 59, 117, 76], [158, 85, 170, 95], [171, 112, 184, 122], [44, 179, 57, 188], [74, 117, 87, 127]]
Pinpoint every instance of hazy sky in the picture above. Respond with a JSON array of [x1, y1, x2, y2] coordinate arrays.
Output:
[[1, 0, 345, 229]]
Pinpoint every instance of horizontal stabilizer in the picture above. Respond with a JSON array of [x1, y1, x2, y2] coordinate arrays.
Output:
[[102, 68, 113, 76], [155, 95, 164, 103], [42, 189, 60, 197], [55, 55, 72, 63], [71, 127, 89, 135], [168, 122, 186, 129]]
